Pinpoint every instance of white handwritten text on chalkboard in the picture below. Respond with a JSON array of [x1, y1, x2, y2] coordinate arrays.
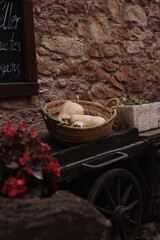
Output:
[[0, 62, 20, 78], [0, 0, 23, 82], [0, 1, 21, 30], [0, 32, 21, 51]]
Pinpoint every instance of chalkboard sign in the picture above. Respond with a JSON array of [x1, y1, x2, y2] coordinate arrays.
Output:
[[0, 0, 38, 97]]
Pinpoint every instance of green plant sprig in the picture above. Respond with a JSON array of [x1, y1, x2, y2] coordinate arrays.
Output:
[[121, 96, 149, 106]]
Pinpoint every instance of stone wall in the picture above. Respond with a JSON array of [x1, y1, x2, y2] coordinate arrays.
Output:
[[0, 0, 160, 128], [34, 0, 160, 105]]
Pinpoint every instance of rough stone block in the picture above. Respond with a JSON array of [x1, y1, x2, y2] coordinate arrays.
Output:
[[116, 102, 160, 132], [0, 191, 111, 240]]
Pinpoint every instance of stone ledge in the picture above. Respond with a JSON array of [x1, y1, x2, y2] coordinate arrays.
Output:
[[116, 102, 160, 132]]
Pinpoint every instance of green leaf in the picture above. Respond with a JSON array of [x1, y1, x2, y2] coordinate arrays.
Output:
[[32, 169, 43, 180], [6, 162, 19, 169], [121, 96, 148, 105], [45, 112, 61, 123], [44, 111, 69, 126]]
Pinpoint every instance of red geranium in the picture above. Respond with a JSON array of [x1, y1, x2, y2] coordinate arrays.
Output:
[[47, 161, 61, 177], [0, 122, 61, 198], [20, 153, 30, 166], [2, 177, 27, 198], [2, 122, 17, 137]]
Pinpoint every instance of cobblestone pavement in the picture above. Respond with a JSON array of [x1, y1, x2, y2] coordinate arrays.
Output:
[[136, 223, 160, 240], [154, 235, 160, 240]]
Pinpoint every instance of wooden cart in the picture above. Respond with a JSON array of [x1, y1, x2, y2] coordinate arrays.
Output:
[[41, 128, 160, 240]]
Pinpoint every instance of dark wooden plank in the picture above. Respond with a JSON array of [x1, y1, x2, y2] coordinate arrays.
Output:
[[139, 128, 160, 140], [0, 82, 38, 97], [23, 0, 37, 83], [0, 0, 37, 98], [52, 128, 140, 164]]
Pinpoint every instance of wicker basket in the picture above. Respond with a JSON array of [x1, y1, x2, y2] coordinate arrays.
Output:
[[41, 98, 119, 145]]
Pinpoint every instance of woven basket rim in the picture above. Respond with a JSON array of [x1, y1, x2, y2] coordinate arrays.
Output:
[[41, 98, 118, 144], [42, 99, 117, 130], [43, 99, 109, 109]]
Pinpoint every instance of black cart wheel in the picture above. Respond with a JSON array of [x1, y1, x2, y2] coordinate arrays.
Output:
[[87, 169, 143, 240]]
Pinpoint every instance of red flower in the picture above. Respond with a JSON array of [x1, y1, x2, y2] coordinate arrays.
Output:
[[41, 142, 51, 151], [18, 122, 28, 128], [24, 167, 33, 176], [2, 177, 27, 197], [2, 122, 17, 137], [20, 153, 30, 166], [0, 122, 61, 198], [30, 128, 38, 139], [47, 160, 61, 177]]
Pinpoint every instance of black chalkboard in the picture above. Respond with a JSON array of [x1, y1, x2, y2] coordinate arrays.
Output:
[[0, 0, 38, 97], [0, 0, 25, 83]]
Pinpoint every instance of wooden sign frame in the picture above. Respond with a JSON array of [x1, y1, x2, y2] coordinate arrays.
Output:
[[0, 0, 38, 98]]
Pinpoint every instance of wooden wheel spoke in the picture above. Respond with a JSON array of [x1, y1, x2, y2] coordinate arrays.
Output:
[[104, 185, 116, 209], [119, 228, 127, 240], [88, 169, 143, 240], [129, 219, 138, 226], [116, 177, 121, 205], [95, 205, 113, 217], [121, 184, 134, 206], [126, 200, 139, 210], [111, 229, 121, 240], [111, 228, 126, 240]]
